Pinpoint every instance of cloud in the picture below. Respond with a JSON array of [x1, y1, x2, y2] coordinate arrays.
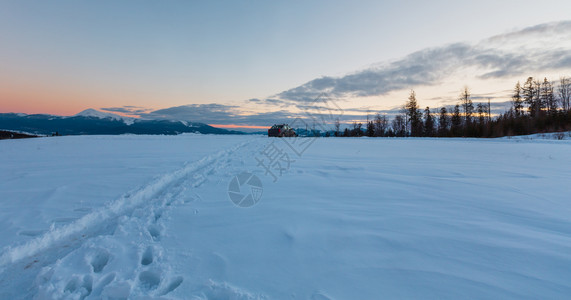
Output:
[[247, 98, 290, 107], [133, 102, 378, 128], [143, 104, 240, 121], [275, 21, 571, 103], [133, 99, 513, 130], [486, 21, 571, 43], [276, 43, 471, 101], [123, 21, 571, 129], [101, 106, 152, 114], [136, 103, 299, 127]]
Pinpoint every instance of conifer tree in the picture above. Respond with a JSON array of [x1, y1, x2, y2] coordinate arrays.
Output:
[[438, 107, 450, 136], [405, 90, 422, 136], [523, 77, 535, 116], [423, 107, 434, 137], [512, 82, 523, 117], [451, 104, 462, 136], [459, 87, 474, 125]]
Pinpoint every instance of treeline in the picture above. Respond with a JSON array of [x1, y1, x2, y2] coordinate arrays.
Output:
[[334, 76, 571, 138]]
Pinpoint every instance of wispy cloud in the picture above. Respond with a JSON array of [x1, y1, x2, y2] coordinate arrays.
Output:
[[135, 104, 298, 127], [486, 21, 571, 43], [101, 106, 153, 115], [142, 104, 240, 121], [128, 99, 513, 129], [123, 21, 571, 128], [275, 21, 571, 103]]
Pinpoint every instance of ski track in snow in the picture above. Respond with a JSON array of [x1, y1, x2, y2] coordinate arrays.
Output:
[[0, 139, 254, 299], [2, 136, 570, 299]]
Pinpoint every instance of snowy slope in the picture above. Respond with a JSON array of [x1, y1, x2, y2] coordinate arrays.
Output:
[[73, 109, 135, 125], [0, 135, 246, 249], [0, 136, 570, 299], [502, 131, 571, 140]]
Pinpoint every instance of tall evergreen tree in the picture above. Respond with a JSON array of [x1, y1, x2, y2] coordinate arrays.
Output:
[[423, 107, 434, 137], [451, 104, 462, 136], [523, 77, 535, 116], [366, 121, 375, 137], [405, 90, 422, 136], [512, 81, 523, 117], [459, 87, 474, 125], [438, 107, 450, 136]]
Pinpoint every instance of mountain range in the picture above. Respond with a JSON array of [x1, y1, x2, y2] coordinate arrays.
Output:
[[0, 109, 243, 136]]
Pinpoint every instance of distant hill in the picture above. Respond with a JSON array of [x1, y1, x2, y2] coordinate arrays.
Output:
[[0, 130, 40, 140], [0, 109, 243, 136]]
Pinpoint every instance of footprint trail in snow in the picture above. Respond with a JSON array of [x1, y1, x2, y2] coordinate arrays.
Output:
[[0, 139, 257, 299]]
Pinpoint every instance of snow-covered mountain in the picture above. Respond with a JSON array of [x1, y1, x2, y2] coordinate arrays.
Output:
[[0, 110, 243, 136], [73, 108, 135, 125]]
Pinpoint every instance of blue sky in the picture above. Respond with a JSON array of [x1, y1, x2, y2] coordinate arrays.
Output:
[[1, 1, 571, 127]]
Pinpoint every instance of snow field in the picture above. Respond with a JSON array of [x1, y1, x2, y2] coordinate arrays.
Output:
[[162, 137, 571, 299], [0, 135, 570, 299], [0, 135, 250, 299]]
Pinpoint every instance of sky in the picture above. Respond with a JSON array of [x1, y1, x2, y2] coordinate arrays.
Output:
[[1, 1, 571, 129]]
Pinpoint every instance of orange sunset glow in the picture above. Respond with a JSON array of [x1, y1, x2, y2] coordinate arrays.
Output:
[[1, 1, 570, 129]]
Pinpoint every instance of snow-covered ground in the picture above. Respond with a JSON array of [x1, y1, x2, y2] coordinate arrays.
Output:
[[502, 131, 571, 140], [0, 135, 570, 299]]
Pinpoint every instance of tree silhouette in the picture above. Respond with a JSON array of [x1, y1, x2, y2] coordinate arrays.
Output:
[[459, 87, 474, 126], [523, 77, 535, 117], [438, 107, 450, 136], [540, 78, 556, 115], [512, 82, 523, 117], [451, 104, 462, 136], [374, 114, 388, 137], [559, 77, 571, 111], [423, 107, 434, 137], [405, 90, 423, 136]]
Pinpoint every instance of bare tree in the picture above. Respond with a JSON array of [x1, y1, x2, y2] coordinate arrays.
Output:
[[392, 114, 406, 137], [559, 76, 571, 111], [487, 98, 492, 122], [477, 103, 485, 125], [351, 121, 363, 137], [374, 113, 388, 137], [540, 78, 556, 115], [534, 79, 543, 116], [334, 118, 340, 137], [311, 122, 319, 137]]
